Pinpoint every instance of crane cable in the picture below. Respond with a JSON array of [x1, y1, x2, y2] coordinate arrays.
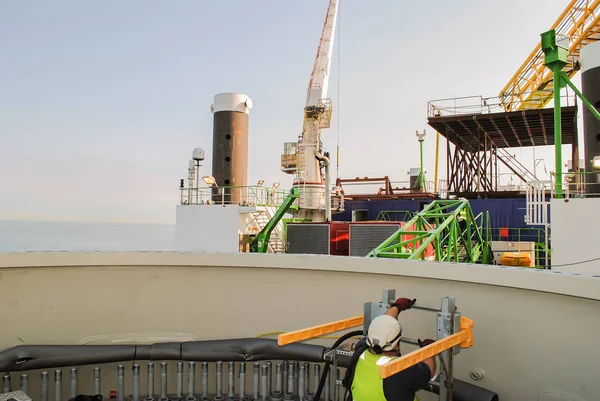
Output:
[[336, 1, 341, 180]]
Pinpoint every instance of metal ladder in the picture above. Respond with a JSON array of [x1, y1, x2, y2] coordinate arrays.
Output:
[[263, 207, 286, 253], [295, 169, 307, 210], [252, 209, 286, 253], [525, 180, 552, 267], [496, 147, 539, 184]]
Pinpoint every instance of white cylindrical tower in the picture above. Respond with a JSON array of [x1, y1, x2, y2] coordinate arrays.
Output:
[[581, 41, 600, 193], [210, 93, 252, 204]]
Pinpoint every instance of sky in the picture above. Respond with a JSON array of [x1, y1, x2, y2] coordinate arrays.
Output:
[[0, 0, 582, 223]]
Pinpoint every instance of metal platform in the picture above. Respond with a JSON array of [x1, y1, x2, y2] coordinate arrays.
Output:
[[427, 105, 578, 150], [426, 98, 580, 195], [334, 176, 438, 201]]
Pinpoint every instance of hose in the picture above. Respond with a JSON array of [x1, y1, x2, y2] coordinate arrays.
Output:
[[313, 330, 364, 401], [339, 341, 369, 401]]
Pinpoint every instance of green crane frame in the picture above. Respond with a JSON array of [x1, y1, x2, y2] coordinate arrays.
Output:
[[366, 199, 492, 264]]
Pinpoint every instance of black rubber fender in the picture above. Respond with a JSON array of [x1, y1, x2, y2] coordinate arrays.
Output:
[[0, 338, 327, 372]]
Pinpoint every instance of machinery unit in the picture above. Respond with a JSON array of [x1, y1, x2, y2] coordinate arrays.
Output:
[[286, 221, 410, 257], [329, 222, 350, 256], [348, 222, 402, 257], [285, 222, 349, 256], [286, 223, 331, 255]]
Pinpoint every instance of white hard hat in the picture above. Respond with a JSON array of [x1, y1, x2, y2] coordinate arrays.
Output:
[[366, 315, 402, 353]]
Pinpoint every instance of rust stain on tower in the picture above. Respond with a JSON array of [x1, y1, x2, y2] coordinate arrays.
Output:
[[211, 93, 252, 204]]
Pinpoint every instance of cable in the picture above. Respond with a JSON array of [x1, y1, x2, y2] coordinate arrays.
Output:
[[340, 341, 369, 401], [540, 255, 600, 269], [335, 0, 341, 180]]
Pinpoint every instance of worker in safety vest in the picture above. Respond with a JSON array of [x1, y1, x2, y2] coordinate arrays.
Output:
[[343, 298, 436, 401]]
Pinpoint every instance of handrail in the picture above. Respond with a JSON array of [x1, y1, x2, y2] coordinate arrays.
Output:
[[251, 188, 299, 253], [178, 185, 311, 207], [427, 92, 576, 118], [550, 171, 600, 198]]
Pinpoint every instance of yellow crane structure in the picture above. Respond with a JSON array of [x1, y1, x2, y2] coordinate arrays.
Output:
[[499, 0, 600, 112]]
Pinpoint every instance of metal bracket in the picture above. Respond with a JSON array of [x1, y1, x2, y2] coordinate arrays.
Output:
[[323, 349, 353, 362], [363, 289, 395, 334], [323, 349, 354, 388], [437, 312, 462, 355], [437, 297, 457, 401]]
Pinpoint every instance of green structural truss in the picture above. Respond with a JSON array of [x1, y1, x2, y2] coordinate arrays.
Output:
[[366, 199, 493, 264], [376, 210, 415, 222]]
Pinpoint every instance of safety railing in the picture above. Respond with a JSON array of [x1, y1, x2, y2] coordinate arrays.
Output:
[[179, 184, 340, 215], [179, 185, 290, 207], [428, 92, 576, 118], [437, 179, 448, 199], [489, 227, 550, 268], [550, 171, 600, 198], [375, 210, 415, 222], [339, 180, 437, 196], [489, 227, 547, 244]]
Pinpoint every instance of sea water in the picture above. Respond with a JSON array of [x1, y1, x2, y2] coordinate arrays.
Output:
[[0, 220, 175, 253]]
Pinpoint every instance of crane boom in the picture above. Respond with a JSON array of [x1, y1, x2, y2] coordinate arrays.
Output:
[[280, 0, 339, 223], [306, 0, 339, 107]]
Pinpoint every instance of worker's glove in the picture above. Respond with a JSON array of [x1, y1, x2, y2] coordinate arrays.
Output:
[[418, 338, 435, 348], [392, 298, 416, 312]]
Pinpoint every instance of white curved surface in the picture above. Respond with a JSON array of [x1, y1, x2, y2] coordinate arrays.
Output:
[[211, 93, 252, 114], [580, 39, 600, 74], [0, 252, 599, 401]]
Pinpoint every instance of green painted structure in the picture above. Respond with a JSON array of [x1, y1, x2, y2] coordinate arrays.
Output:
[[366, 199, 492, 264], [251, 188, 299, 253]]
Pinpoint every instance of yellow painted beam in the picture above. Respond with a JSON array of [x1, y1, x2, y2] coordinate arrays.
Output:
[[379, 316, 474, 378], [499, 0, 600, 111], [277, 315, 364, 346]]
